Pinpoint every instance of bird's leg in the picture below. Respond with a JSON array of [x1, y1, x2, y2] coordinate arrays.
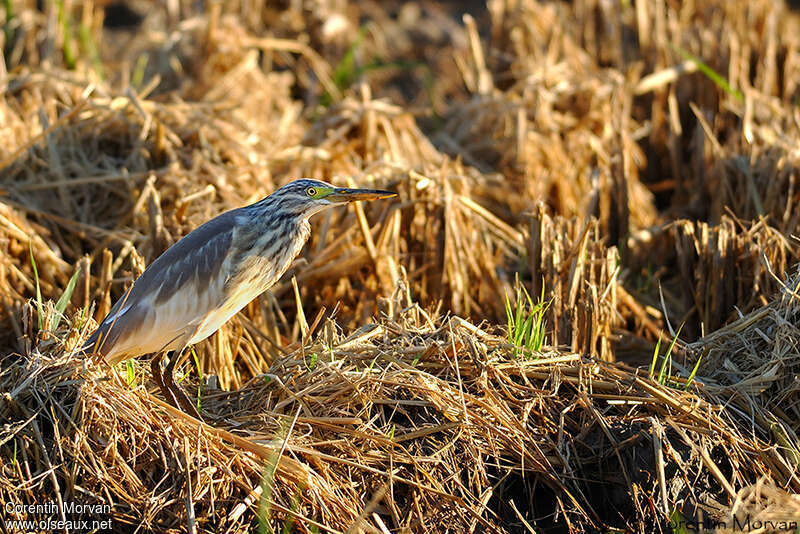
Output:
[[163, 349, 202, 420], [151, 351, 183, 409]]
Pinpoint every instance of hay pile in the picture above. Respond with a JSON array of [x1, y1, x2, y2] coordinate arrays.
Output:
[[690, 268, 800, 435], [4, 293, 799, 532], [2, 0, 800, 532]]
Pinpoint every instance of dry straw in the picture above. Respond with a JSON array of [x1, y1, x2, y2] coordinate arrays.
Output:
[[2, 0, 800, 532]]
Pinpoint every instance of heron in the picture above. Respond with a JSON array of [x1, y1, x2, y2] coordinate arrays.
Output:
[[82, 179, 397, 418]]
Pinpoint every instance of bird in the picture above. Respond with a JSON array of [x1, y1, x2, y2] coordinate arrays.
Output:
[[82, 179, 397, 417]]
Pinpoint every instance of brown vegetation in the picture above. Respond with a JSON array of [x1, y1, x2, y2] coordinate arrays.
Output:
[[2, 0, 800, 532]]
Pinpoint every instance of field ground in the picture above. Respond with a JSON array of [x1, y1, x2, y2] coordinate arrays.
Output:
[[2, 1, 800, 532]]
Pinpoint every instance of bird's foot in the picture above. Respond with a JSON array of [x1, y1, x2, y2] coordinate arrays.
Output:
[[164, 370, 202, 420], [151, 353, 203, 420]]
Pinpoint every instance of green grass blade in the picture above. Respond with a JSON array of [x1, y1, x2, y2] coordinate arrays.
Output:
[[657, 346, 670, 385], [657, 323, 684, 385], [29, 241, 44, 330], [132, 54, 149, 89], [74, 306, 86, 330], [178, 368, 190, 383], [191, 346, 202, 380], [515, 292, 525, 344], [673, 45, 743, 101], [321, 26, 368, 106], [522, 284, 533, 309], [306, 352, 318, 372], [331, 27, 366, 91], [55, 0, 76, 69], [684, 353, 703, 390], [3, 0, 15, 45], [192, 347, 203, 412], [678, 325, 699, 390], [505, 280, 550, 358], [532, 312, 545, 352], [670, 509, 691, 534], [126, 360, 136, 387], [504, 292, 514, 344], [79, 22, 104, 79], [667, 353, 673, 386], [649, 333, 662, 379], [521, 314, 533, 347], [664, 322, 684, 360], [53, 266, 81, 329]]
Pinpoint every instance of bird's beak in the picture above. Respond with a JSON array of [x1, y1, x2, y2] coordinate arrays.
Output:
[[327, 187, 397, 203]]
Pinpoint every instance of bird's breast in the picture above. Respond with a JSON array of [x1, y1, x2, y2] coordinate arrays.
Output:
[[187, 222, 310, 345]]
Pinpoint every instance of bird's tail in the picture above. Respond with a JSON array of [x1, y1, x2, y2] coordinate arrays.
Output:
[[78, 323, 112, 360], [80, 328, 100, 355]]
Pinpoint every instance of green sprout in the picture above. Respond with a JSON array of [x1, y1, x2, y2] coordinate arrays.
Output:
[[505, 282, 550, 358], [673, 45, 743, 101], [649, 323, 686, 388], [321, 25, 431, 108], [305, 352, 318, 373], [126, 360, 136, 387], [192, 347, 202, 412], [55, 0, 76, 69], [28, 241, 44, 330], [53, 267, 81, 330]]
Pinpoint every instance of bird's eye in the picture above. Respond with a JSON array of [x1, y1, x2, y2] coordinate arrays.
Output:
[[306, 187, 317, 197]]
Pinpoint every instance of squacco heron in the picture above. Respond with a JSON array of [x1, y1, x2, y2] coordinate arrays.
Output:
[[83, 179, 397, 417]]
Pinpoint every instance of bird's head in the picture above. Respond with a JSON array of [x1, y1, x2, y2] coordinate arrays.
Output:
[[264, 179, 397, 219]]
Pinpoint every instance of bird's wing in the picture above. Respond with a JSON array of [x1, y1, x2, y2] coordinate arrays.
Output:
[[85, 209, 240, 363]]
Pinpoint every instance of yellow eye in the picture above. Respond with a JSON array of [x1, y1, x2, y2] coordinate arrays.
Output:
[[306, 187, 317, 197]]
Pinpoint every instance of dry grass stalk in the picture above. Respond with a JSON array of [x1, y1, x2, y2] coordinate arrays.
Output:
[[3, 291, 798, 532], [626, 216, 799, 340], [2, 0, 800, 531], [689, 268, 800, 441], [526, 205, 620, 361]]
